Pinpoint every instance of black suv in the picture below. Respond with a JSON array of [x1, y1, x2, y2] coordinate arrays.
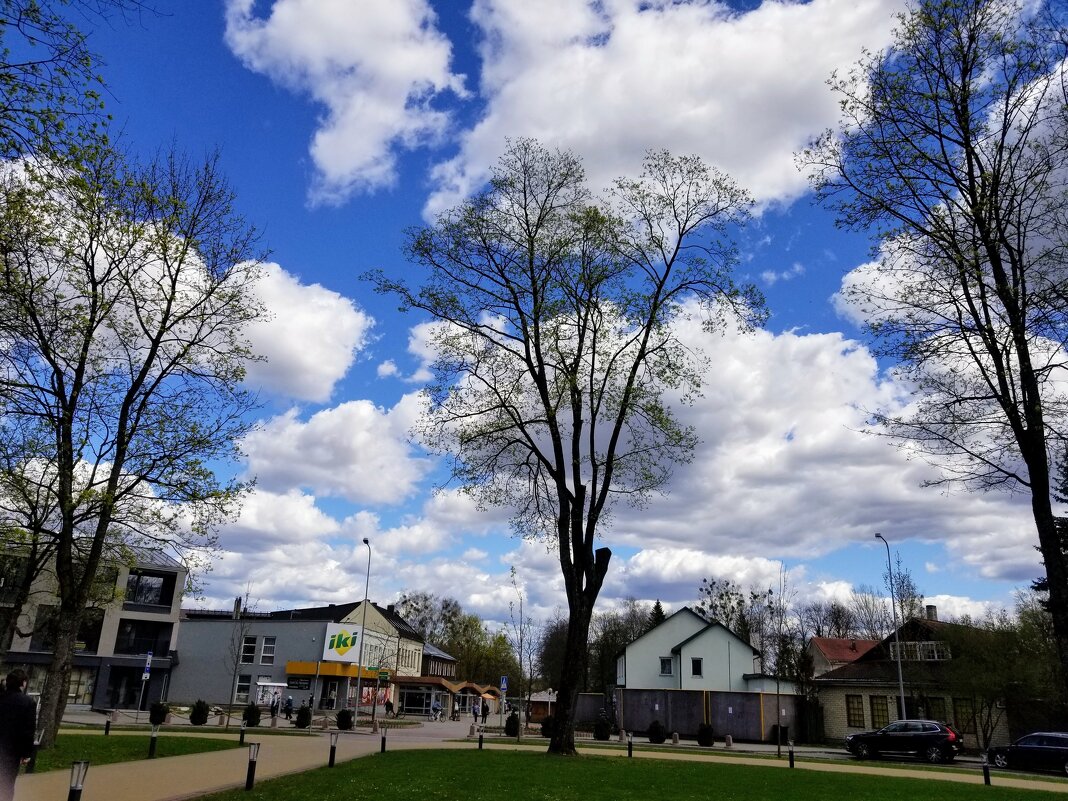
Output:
[[845, 719, 961, 763], [988, 732, 1068, 775]]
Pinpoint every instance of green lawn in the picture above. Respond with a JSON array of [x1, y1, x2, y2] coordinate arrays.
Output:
[[30, 733, 243, 773], [197, 749, 1066, 801]]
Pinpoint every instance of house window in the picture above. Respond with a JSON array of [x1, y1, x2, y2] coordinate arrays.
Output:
[[691, 657, 703, 677], [927, 696, 947, 722], [261, 636, 276, 665], [869, 695, 889, 729], [846, 694, 864, 728], [659, 657, 673, 676], [241, 635, 257, 664], [124, 570, 176, 608], [889, 640, 951, 661], [236, 674, 251, 703], [953, 697, 976, 734]]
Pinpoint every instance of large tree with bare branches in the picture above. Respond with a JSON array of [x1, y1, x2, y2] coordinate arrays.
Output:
[[0, 139, 263, 745], [800, 0, 1068, 696], [369, 138, 763, 754]]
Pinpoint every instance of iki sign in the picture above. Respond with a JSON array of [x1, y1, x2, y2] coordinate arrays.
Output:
[[323, 623, 364, 663]]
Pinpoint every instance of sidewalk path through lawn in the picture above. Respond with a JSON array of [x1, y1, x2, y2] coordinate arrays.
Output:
[[14, 718, 1068, 800]]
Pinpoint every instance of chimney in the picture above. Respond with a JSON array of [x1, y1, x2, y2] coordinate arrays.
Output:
[[232, 596, 242, 620], [387, 604, 395, 613], [925, 604, 938, 621], [850, 639, 857, 652]]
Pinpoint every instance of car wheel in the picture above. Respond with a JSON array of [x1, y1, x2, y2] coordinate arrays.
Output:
[[992, 753, 1009, 769], [925, 745, 946, 764], [1063, 759, 1068, 777], [855, 743, 872, 759]]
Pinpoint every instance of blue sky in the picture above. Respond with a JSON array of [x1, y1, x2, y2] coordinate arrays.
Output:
[[72, 0, 1048, 627]]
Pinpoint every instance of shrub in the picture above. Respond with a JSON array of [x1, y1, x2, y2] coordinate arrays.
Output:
[[148, 702, 169, 726], [189, 699, 209, 726], [540, 715, 556, 738], [593, 717, 611, 741], [242, 703, 261, 727], [295, 705, 312, 729], [336, 708, 354, 730], [696, 723, 715, 747], [504, 711, 519, 737], [647, 719, 667, 744]]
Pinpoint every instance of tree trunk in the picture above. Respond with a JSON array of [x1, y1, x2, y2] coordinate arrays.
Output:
[[37, 610, 81, 748], [548, 544, 611, 755], [1032, 500, 1068, 700]]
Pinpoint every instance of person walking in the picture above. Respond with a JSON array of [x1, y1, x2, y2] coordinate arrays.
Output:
[[481, 700, 489, 724], [471, 700, 479, 723], [0, 669, 36, 801]]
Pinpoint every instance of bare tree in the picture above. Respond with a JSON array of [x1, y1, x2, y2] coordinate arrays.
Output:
[[368, 139, 762, 754], [800, 0, 1068, 695], [849, 585, 892, 640], [0, 141, 263, 745]]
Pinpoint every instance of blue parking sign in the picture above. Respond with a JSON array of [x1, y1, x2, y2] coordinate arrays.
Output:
[[500, 675, 508, 692]]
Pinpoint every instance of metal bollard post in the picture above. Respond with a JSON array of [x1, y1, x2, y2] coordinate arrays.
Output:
[[245, 743, 259, 791], [26, 729, 43, 774], [982, 751, 991, 786], [329, 732, 339, 768], [788, 740, 794, 769], [149, 725, 160, 759], [627, 731, 633, 758], [67, 761, 90, 801], [239, 721, 246, 746], [478, 733, 484, 750], [104, 717, 111, 736], [381, 726, 387, 753]]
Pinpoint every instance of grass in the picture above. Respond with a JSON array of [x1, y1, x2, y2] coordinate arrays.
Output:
[[196, 749, 1066, 801], [29, 733, 243, 773]]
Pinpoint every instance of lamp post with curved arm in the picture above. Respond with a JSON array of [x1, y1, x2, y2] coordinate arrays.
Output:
[[876, 532, 907, 720], [353, 538, 371, 724]]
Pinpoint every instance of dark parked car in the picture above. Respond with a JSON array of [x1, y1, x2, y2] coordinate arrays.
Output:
[[988, 732, 1068, 775], [845, 719, 961, 763]]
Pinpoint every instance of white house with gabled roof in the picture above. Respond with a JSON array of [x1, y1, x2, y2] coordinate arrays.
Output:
[[615, 606, 763, 691]]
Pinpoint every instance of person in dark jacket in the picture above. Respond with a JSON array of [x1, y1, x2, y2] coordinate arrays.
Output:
[[0, 669, 37, 801]]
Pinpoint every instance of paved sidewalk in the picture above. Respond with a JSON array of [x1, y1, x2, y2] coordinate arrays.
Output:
[[15, 717, 1068, 800]]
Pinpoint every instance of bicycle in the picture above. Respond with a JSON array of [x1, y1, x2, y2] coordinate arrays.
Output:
[[428, 708, 445, 721]]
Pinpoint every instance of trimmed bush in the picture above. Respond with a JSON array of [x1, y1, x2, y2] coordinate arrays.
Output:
[[540, 715, 556, 738], [647, 719, 667, 744], [336, 708, 354, 730], [593, 717, 611, 741], [295, 705, 312, 729], [149, 702, 169, 726], [242, 702, 261, 727], [696, 723, 715, 747], [504, 711, 519, 737], [189, 699, 210, 726]]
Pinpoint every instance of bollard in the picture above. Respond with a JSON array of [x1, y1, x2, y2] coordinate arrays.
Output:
[[982, 751, 991, 786], [26, 729, 43, 774], [149, 725, 160, 759], [627, 731, 633, 758], [329, 732, 339, 768], [672, 732, 679, 745], [245, 743, 259, 791], [239, 721, 246, 746], [104, 717, 111, 736], [381, 726, 387, 754], [725, 734, 733, 748], [788, 740, 794, 769], [478, 733, 484, 750], [67, 760, 90, 801]]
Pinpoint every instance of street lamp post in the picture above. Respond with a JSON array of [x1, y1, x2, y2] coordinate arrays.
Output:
[[876, 532, 907, 720], [353, 538, 371, 725]]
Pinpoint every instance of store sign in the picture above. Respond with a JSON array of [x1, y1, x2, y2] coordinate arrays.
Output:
[[323, 622, 365, 662], [287, 677, 311, 690]]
